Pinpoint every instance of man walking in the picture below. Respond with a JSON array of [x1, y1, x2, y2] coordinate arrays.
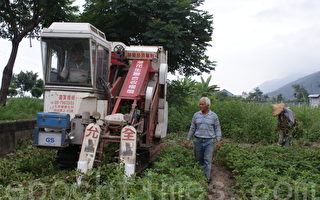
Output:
[[184, 97, 222, 183]]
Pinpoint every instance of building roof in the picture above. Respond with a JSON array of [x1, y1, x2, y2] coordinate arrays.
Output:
[[221, 89, 234, 96], [42, 22, 106, 40], [308, 94, 320, 98]]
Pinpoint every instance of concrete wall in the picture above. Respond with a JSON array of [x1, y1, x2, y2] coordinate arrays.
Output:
[[309, 97, 320, 108], [0, 119, 36, 157]]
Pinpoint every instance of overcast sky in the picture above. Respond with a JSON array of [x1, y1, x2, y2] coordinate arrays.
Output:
[[204, 0, 320, 94], [1, 0, 320, 95]]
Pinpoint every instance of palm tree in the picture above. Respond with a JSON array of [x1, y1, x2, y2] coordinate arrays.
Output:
[[167, 77, 197, 106], [194, 75, 219, 98]]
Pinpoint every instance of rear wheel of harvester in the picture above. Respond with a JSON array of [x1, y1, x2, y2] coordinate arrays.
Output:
[[56, 145, 81, 169]]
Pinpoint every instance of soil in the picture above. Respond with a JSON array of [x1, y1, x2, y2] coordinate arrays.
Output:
[[208, 163, 235, 200]]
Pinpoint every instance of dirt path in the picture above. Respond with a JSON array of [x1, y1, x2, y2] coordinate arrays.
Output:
[[208, 163, 235, 200]]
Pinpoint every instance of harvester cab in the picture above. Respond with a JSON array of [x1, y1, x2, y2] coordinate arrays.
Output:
[[34, 22, 168, 176]]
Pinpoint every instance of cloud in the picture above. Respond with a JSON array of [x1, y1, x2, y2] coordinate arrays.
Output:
[[255, 0, 320, 24]]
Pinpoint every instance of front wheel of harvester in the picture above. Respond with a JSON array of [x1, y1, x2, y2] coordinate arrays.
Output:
[[56, 145, 81, 169]]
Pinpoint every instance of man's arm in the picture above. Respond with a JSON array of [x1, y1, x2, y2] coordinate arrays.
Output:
[[214, 116, 222, 141], [214, 116, 222, 149], [59, 66, 69, 80], [187, 114, 197, 140], [59, 50, 69, 80], [183, 114, 197, 146]]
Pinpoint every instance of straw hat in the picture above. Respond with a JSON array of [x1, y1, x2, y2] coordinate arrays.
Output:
[[272, 103, 285, 116]]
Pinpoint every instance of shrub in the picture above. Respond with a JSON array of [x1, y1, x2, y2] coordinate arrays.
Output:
[[291, 105, 320, 141], [212, 100, 277, 144], [168, 97, 320, 143], [168, 101, 198, 133], [217, 143, 320, 199]]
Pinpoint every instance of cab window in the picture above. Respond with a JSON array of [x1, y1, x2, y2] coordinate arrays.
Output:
[[96, 45, 109, 89], [42, 38, 92, 86]]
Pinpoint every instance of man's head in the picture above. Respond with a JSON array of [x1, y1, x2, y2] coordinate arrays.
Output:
[[272, 103, 285, 116], [71, 44, 84, 63], [199, 97, 210, 113]]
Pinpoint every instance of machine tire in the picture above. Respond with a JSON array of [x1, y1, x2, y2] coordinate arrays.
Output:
[[56, 145, 80, 169]]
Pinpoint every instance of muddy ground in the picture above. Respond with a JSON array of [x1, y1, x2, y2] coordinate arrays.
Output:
[[208, 163, 235, 200]]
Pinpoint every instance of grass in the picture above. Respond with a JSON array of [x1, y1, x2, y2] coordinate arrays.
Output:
[[0, 97, 43, 121]]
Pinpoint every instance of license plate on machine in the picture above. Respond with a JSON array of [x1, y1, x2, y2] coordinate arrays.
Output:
[[38, 132, 64, 147]]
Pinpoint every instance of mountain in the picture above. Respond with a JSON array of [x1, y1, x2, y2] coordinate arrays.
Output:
[[267, 71, 320, 100], [258, 73, 306, 94]]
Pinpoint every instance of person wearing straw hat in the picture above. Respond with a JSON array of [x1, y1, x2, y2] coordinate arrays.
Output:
[[272, 103, 296, 147]]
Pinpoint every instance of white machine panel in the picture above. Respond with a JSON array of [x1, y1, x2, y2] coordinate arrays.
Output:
[[120, 125, 137, 176], [97, 100, 108, 119], [155, 101, 168, 138], [105, 113, 126, 125], [78, 123, 101, 173], [44, 91, 97, 119], [38, 132, 63, 147], [159, 63, 168, 85]]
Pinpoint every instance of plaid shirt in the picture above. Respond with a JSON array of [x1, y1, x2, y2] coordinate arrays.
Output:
[[187, 110, 222, 141]]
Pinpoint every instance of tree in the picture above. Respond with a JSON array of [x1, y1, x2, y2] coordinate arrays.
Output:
[[9, 71, 43, 97], [31, 87, 42, 98], [194, 75, 219, 98], [167, 77, 197, 107], [31, 78, 44, 98], [6, 71, 44, 97], [214, 91, 229, 101], [275, 93, 284, 103], [262, 94, 269, 102], [292, 84, 309, 102], [35, 78, 44, 89], [8, 79, 17, 97], [14, 71, 38, 95], [0, 0, 77, 106], [247, 87, 264, 102], [81, 0, 215, 76]]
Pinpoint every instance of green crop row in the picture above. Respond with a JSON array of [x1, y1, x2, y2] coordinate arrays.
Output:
[[0, 142, 207, 199], [217, 143, 320, 199]]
